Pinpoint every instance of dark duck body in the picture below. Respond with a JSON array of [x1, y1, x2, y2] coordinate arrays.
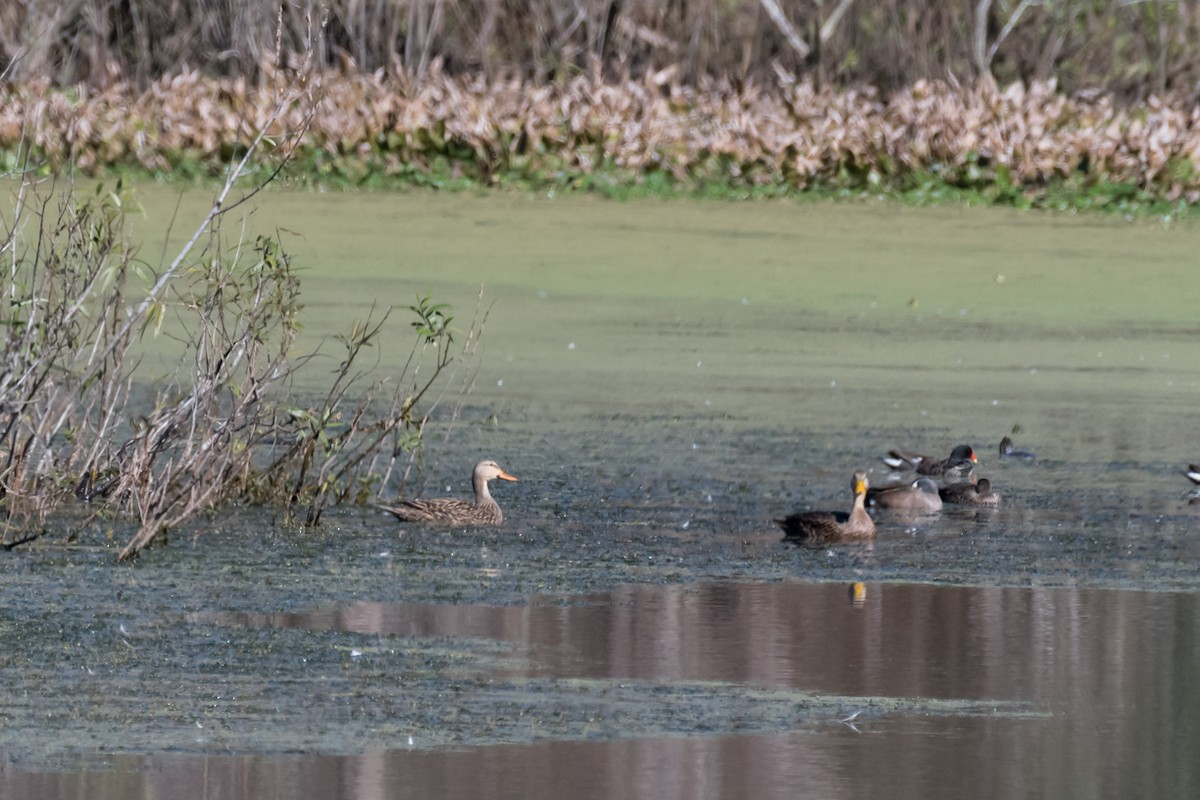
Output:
[[939, 477, 1001, 506], [777, 471, 876, 544]]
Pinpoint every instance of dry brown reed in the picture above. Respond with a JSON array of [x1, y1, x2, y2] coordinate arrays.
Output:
[[4, 67, 1200, 202]]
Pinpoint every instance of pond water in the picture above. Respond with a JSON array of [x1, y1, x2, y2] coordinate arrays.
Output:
[[3, 581, 1195, 799], [2, 186, 1199, 798]]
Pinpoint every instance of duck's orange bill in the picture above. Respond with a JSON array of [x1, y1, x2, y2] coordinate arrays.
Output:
[[497, 470, 519, 482]]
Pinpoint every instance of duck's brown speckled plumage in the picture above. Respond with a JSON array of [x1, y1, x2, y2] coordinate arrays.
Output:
[[377, 460, 518, 525], [776, 470, 875, 544], [866, 477, 943, 513], [939, 477, 1001, 506]]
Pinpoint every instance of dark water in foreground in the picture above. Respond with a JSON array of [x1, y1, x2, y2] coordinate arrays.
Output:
[[3, 189, 1200, 798], [4, 582, 1196, 799]]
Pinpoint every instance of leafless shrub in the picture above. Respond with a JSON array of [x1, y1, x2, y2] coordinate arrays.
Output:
[[0, 165, 481, 560], [0, 16, 483, 560]]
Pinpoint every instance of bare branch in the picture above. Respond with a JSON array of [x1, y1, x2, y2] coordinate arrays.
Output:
[[974, 0, 993, 75], [976, 0, 1045, 74], [759, 0, 810, 60], [79, 84, 317, 391], [820, 0, 857, 44], [986, 0, 1043, 68]]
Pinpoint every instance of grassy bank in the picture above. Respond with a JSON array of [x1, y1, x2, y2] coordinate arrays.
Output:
[[5, 68, 1200, 216]]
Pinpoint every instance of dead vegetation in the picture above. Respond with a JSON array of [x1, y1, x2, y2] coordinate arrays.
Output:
[[0, 44, 483, 559], [0, 170, 482, 560], [3, 66, 1200, 204], [4, 3, 1198, 204]]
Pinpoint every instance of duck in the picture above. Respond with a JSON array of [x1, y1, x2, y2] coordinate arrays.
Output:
[[866, 477, 943, 513], [376, 460, 518, 525], [939, 477, 1001, 506], [776, 470, 875, 543], [999, 437, 1036, 462], [1184, 465, 1200, 485], [882, 444, 977, 482], [882, 443, 977, 475]]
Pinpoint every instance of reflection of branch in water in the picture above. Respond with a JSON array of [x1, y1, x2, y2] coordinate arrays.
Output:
[[839, 709, 864, 734], [1, 531, 41, 551]]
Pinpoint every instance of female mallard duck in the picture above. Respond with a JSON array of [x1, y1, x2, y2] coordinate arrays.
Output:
[[776, 470, 875, 543], [1184, 465, 1200, 485], [866, 477, 943, 513], [939, 477, 1001, 506], [882, 444, 977, 481], [377, 460, 518, 525], [999, 437, 1036, 462]]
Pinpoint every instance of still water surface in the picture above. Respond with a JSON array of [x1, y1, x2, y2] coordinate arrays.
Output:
[[3, 186, 1200, 798], [6, 581, 1196, 799]]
